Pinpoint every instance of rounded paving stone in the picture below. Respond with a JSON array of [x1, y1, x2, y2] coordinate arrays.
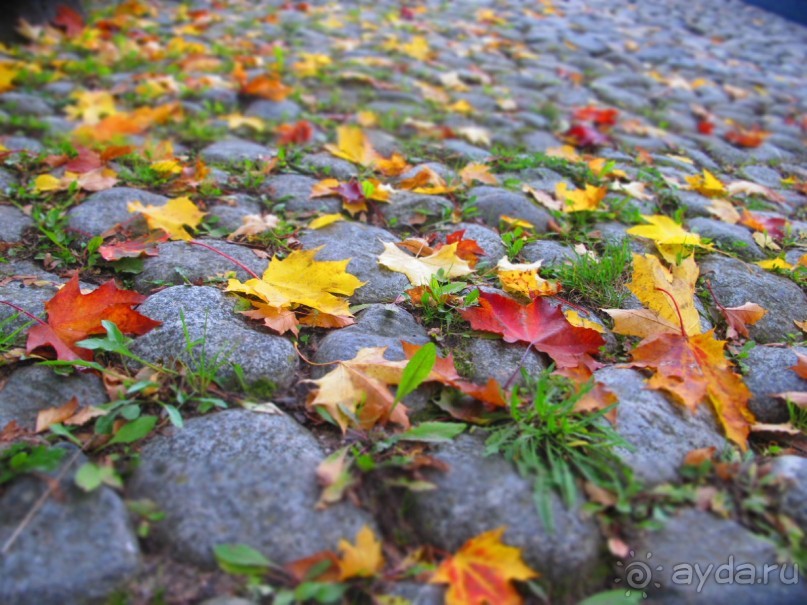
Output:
[[0, 205, 33, 242], [742, 346, 807, 423], [0, 447, 140, 605], [0, 365, 108, 430], [468, 186, 552, 233], [699, 255, 807, 344], [67, 187, 166, 237], [127, 409, 376, 567], [130, 285, 297, 390], [298, 221, 411, 305], [403, 434, 603, 600], [200, 138, 275, 166]]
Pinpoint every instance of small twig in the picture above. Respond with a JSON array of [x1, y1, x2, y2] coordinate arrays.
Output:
[[1, 448, 82, 555], [0, 301, 48, 326], [187, 240, 261, 280], [293, 342, 339, 366], [503, 342, 534, 391]]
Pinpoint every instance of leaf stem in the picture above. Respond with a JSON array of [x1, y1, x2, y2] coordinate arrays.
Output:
[[0, 301, 48, 326], [654, 287, 687, 337], [187, 240, 261, 280]]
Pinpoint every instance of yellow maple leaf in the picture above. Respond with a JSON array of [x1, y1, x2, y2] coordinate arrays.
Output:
[[564, 309, 605, 333], [338, 525, 384, 580], [324, 126, 409, 176], [305, 346, 410, 431], [0, 62, 18, 93], [497, 257, 560, 298], [402, 36, 431, 60], [604, 253, 701, 338], [150, 159, 183, 176], [447, 99, 474, 114], [756, 258, 794, 271], [686, 169, 727, 198], [626, 215, 713, 263], [430, 527, 538, 605], [555, 182, 607, 212], [223, 114, 265, 132], [308, 213, 345, 230], [459, 162, 498, 186], [398, 166, 456, 195], [227, 247, 364, 322], [65, 90, 118, 125], [377, 242, 473, 286], [33, 174, 65, 193], [293, 53, 332, 78], [128, 197, 205, 241]]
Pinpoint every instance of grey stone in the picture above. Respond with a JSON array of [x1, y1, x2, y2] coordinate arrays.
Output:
[[130, 285, 297, 389], [384, 192, 452, 226], [128, 410, 376, 567], [0, 448, 141, 605], [595, 367, 726, 485], [699, 255, 807, 343], [299, 152, 359, 180], [439, 222, 506, 266], [132, 240, 265, 292], [0, 92, 53, 116], [687, 217, 765, 260], [67, 187, 166, 237], [0, 365, 107, 430], [0, 274, 64, 330], [245, 99, 301, 122], [623, 508, 806, 604], [522, 240, 576, 265], [0, 167, 18, 194], [739, 165, 784, 189], [742, 346, 807, 423], [456, 337, 547, 387], [313, 304, 429, 376], [198, 599, 255, 605], [261, 174, 340, 213], [468, 187, 551, 233], [771, 456, 807, 528], [200, 138, 275, 165], [298, 221, 410, 304], [207, 195, 264, 232], [1, 136, 44, 155], [0, 205, 32, 242], [442, 139, 493, 162], [405, 435, 603, 600]]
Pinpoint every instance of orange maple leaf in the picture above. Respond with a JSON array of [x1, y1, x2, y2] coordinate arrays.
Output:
[[25, 275, 161, 361], [430, 527, 538, 605]]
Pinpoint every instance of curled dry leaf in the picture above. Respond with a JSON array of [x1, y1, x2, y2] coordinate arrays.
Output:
[[720, 302, 767, 340], [378, 241, 473, 286], [227, 214, 280, 240], [497, 257, 561, 298]]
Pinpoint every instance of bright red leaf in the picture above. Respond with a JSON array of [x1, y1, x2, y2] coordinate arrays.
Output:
[[459, 292, 605, 369], [563, 123, 610, 148], [26, 275, 161, 361], [53, 4, 85, 37]]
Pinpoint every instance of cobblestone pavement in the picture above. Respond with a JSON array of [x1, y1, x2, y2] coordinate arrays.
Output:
[[1, 1, 807, 603]]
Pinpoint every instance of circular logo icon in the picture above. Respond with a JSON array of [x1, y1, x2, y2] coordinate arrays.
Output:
[[615, 550, 663, 598]]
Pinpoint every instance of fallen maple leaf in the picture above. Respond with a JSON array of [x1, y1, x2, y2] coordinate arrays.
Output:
[[555, 182, 607, 212], [725, 126, 769, 148], [36, 396, 106, 433], [719, 302, 767, 340], [686, 169, 726, 198], [99, 233, 170, 261], [738, 210, 788, 240], [629, 330, 754, 449], [239, 73, 292, 101], [378, 241, 473, 286], [0, 62, 17, 93], [227, 247, 364, 336], [26, 275, 161, 361], [325, 126, 410, 176], [727, 180, 785, 204], [227, 214, 280, 240], [445, 230, 485, 267], [460, 292, 604, 369], [430, 527, 538, 605], [791, 352, 807, 380], [604, 254, 701, 338], [563, 123, 609, 148], [497, 257, 561, 298], [459, 162, 498, 186], [305, 346, 410, 431], [277, 120, 314, 146], [338, 525, 384, 580], [128, 196, 206, 241], [65, 90, 118, 125], [626, 215, 713, 263], [573, 106, 619, 126], [53, 4, 85, 36], [398, 166, 456, 195]]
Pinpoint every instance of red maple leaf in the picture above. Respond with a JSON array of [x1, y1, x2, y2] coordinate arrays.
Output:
[[53, 4, 85, 37], [26, 275, 161, 361], [459, 291, 604, 368], [563, 123, 610, 148], [572, 106, 619, 127]]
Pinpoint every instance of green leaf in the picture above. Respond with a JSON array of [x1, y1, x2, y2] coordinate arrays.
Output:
[[75, 462, 121, 492], [163, 404, 184, 428], [106, 415, 157, 446], [395, 342, 436, 404], [396, 421, 467, 443], [578, 589, 642, 605], [214, 543, 271, 576], [294, 581, 347, 603], [48, 423, 82, 446]]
